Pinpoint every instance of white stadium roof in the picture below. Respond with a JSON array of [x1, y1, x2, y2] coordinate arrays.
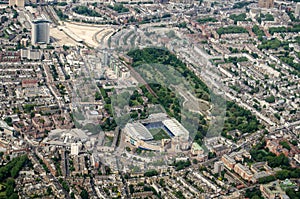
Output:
[[162, 118, 189, 137], [125, 123, 153, 141]]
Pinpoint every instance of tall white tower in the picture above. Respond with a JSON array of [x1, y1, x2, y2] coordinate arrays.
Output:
[[31, 19, 51, 45]]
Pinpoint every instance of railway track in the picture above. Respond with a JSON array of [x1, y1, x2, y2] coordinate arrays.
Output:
[[41, 5, 59, 26]]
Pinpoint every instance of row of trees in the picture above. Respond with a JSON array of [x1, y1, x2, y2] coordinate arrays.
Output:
[[0, 155, 29, 179], [279, 56, 300, 76], [258, 38, 289, 50], [258, 167, 300, 184], [233, 1, 253, 9], [257, 13, 274, 24], [224, 56, 248, 65], [0, 155, 29, 199], [216, 26, 248, 35], [197, 17, 217, 24], [252, 25, 265, 41], [269, 24, 300, 35], [144, 169, 158, 177], [229, 13, 248, 24], [172, 160, 191, 171], [73, 6, 101, 17]]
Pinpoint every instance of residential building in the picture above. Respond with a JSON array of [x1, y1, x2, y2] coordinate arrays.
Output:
[[221, 154, 236, 170], [260, 181, 290, 199], [295, 3, 300, 19], [21, 49, 42, 60], [258, 0, 274, 8], [191, 142, 204, 156], [71, 143, 81, 155], [234, 163, 253, 181], [9, 0, 25, 8], [31, 19, 51, 45], [213, 161, 224, 174]]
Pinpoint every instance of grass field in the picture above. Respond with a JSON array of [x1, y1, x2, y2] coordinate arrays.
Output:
[[149, 128, 170, 140]]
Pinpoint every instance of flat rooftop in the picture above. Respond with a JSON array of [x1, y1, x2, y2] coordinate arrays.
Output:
[[192, 142, 203, 151], [32, 18, 51, 24]]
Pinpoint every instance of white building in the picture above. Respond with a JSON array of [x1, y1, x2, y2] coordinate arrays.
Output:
[[21, 49, 42, 60], [71, 143, 81, 155], [213, 161, 224, 174], [295, 3, 300, 19]]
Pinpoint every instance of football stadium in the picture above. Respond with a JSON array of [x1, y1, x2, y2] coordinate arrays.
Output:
[[124, 113, 190, 152]]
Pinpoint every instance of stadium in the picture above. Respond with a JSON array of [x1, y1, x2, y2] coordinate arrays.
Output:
[[124, 113, 190, 152]]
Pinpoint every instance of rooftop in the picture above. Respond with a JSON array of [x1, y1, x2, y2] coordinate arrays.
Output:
[[192, 142, 203, 151], [162, 118, 189, 137], [125, 123, 153, 141], [32, 18, 51, 24]]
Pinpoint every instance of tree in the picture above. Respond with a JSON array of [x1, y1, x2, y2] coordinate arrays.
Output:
[[129, 185, 134, 194], [73, 6, 101, 17], [8, 193, 18, 199], [265, 95, 275, 103], [285, 188, 300, 199], [80, 189, 89, 199], [279, 141, 291, 150], [95, 91, 101, 100], [275, 170, 290, 180], [208, 152, 216, 159], [216, 26, 248, 35], [197, 17, 217, 24], [63, 45, 70, 51], [30, 112, 35, 118], [229, 13, 247, 24], [251, 196, 261, 199], [290, 140, 297, 146], [144, 170, 158, 177], [6, 185, 14, 197], [258, 175, 276, 184], [10, 167, 19, 178], [4, 117, 12, 126]]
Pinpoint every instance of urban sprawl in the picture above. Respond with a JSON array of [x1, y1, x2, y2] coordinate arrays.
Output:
[[0, 0, 299, 198]]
